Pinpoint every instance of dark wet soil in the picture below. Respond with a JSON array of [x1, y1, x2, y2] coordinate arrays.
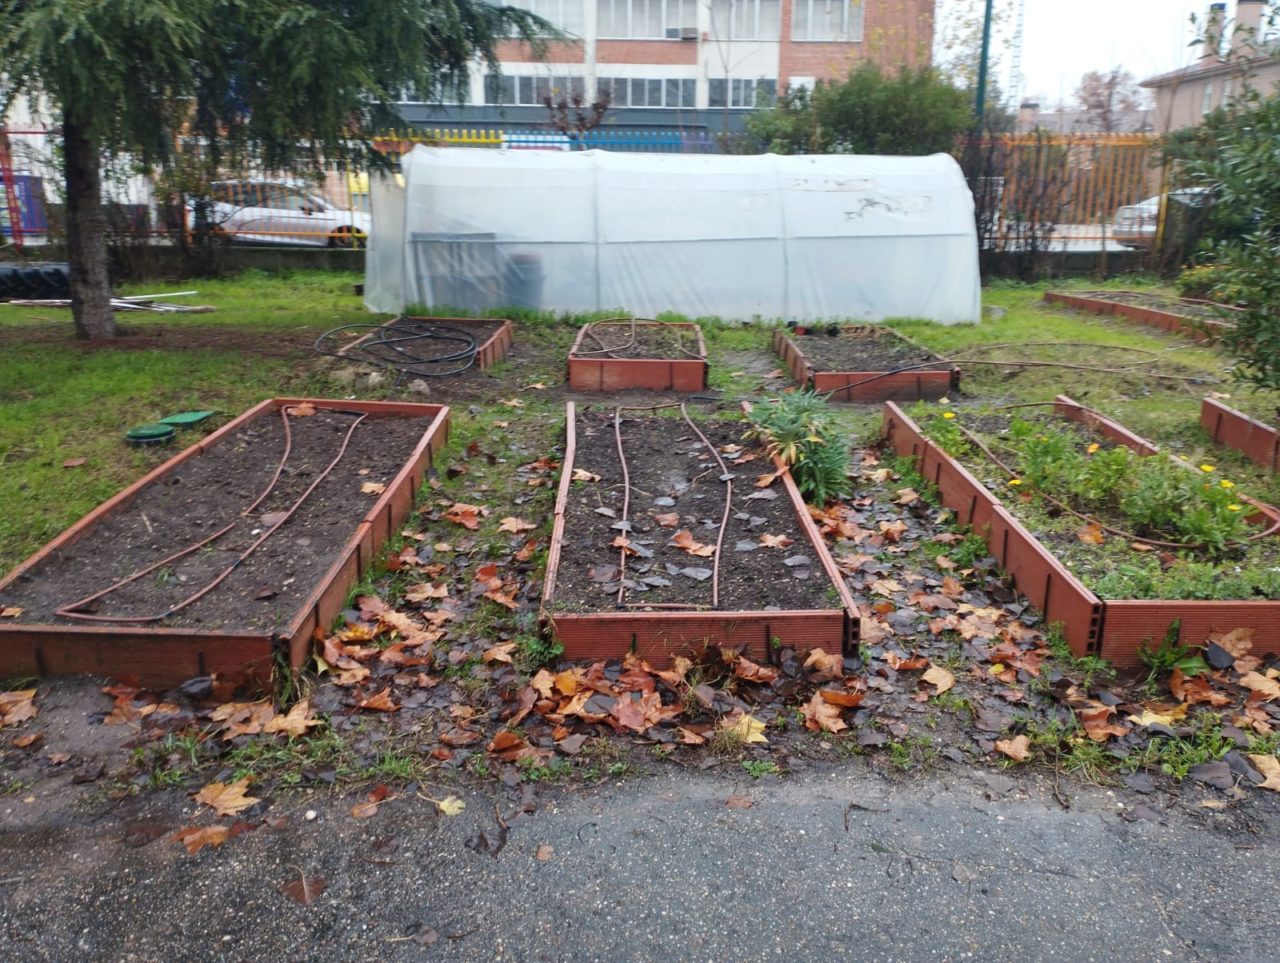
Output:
[[572, 322, 703, 361], [1, 407, 435, 631], [550, 408, 836, 613], [787, 326, 948, 373]]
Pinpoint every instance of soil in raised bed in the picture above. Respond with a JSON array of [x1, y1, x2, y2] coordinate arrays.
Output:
[[919, 407, 1280, 601], [2, 408, 434, 632], [1071, 290, 1235, 324], [551, 410, 833, 614], [348, 317, 508, 379], [790, 326, 947, 373], [573, 323, 703, 361]]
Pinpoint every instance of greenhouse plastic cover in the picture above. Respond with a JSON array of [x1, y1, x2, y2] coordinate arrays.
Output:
[[364, 146, 980, 324]]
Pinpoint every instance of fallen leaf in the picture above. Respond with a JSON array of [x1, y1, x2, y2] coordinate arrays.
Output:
[[1209, 627, 1254, 658], [358, 689, 400, 712], [535, 843, 555, 861], [654, 512, 680, 528], [0, 689, 37, 726], [671, 530, 715, 557], [572, 468, 602, 482], [484, 642, 517, 664], [263, 699, 321, 738], [1248, 754, 1280, 792], [803, 648, 843, 681], [435, 795, 466, 817], [725, 795, 755, 809], [720, 713, 767, 745], [195, 778, 259, 817], [524, 382, 547, 391], [403, 581, 449, 602], [995, 735, 1031, 761], [498, 397, 524, 407], [802, 691, 847, 733], [1239, 672, 1280, 701], [174, 825, 229, 854], [1127, 703, 1189, 728], [281, 873, 327, 906], [733, 656, 779, 684], [499, 516, 536, 534], [361, 481, 386, 495], [758, 533, 794, 549], [350, 801, 380, 819], [287, 402, 316, 417], [0, 607, 22, 618], [922, 663, 956, 695], [895, 487, 920, 505], [62, 458, 87, 468], [1076, 522, 1105, 545], [443, 502, 487, 530], [11, 732, 40, 748]]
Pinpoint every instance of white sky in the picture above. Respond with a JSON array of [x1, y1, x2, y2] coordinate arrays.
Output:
[[936, 0, 1208, 107]]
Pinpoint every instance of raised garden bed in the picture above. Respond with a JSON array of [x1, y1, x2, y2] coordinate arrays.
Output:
[[882, 396, 1280, 666], [773, 325, 957, 402], [335, 315, 514, 375], [0, 399, 450, 687], [542, 403, 856, 665], [567, 321, 707, 392], [1044, 290, 1235, 343], [1201, 396, 1280, 473]]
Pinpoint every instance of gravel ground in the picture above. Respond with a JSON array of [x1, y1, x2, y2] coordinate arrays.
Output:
[[1, 761, 1276, 962]]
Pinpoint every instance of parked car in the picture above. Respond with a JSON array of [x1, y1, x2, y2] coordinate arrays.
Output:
[[188, 180, 370, 247], [1112, 187, 1213, 249]]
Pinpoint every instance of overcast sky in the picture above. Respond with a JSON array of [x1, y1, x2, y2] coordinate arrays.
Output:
[[937, 0, 1207, 106]]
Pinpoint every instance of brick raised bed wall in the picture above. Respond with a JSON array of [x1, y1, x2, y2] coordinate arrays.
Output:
[[0, 399, 450, 688], [1044, 291, 1232, 344], [772, 328, 958, 403], [1201, 396, 1280, 473], [567, 322, 708, 392]]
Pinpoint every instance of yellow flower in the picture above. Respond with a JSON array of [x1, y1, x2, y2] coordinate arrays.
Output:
[[1227, 504, 1242, 512], [1200, 463, 1216, 473], [1220, 479, 1235, 489], [942, 412, 956, 420], [1007, 478, 1023, 486], [1086, 443, 1100, 454]]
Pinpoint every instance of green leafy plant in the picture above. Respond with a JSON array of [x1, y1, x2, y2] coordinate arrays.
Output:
[[745, 389, 850, 503]]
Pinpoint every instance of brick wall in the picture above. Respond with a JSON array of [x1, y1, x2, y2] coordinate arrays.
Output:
[[598, 39, 698, 65], [496, 40, 586, 64], [779, 0, 935, 86]]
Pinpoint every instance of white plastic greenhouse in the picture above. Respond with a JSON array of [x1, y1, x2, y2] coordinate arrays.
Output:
[[364, 146, 980, 324]]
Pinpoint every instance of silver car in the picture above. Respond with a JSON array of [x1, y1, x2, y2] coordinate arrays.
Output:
[[190, 180, 370, 247], [1113, 188, 1212, 249]]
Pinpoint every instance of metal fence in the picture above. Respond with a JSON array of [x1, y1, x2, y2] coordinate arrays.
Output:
[[1, 125, 1166, 252]]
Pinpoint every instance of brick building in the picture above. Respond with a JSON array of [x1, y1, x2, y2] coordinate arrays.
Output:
[[396, 0, 935, 134]]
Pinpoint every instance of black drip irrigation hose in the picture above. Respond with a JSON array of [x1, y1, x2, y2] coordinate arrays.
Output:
[[315, 319, 481, 385]]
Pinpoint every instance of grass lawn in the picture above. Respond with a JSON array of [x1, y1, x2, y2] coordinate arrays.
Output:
[[2, 268, 1279, 572]]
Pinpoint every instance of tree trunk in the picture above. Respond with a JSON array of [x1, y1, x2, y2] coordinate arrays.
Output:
[[61, 107, 116, 339]]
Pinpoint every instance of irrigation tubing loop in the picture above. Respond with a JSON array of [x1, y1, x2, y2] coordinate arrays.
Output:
[[315, 318, 480, 385], [58, 406, 369, 624]]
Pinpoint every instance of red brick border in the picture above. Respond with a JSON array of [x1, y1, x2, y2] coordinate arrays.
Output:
[[882, 396, 1280, 666], [1044, 291, 1233, 344], [541, 402, 856, 666], [567, 322, 708, 392], [1201, 396, 1280, 473], [342, 316, 515, 372], [773, 328, 958, 402], [0, 399, 450, 688]]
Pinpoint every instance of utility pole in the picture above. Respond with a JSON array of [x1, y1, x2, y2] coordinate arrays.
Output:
[[974, 0, 995, 126]]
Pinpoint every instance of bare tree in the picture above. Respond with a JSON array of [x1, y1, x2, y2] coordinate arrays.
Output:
[[1074, 68, 1144, 133]]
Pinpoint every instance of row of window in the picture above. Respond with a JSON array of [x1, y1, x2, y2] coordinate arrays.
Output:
[[478, 75, 769, 109], [503, 0, 863, 41]]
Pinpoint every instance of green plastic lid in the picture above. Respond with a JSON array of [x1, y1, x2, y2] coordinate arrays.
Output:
[[125, 423, 177, 446], [158, 410, 216, 427]]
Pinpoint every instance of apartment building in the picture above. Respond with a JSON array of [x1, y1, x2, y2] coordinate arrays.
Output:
[[1141, 0, 1280, 133], [395, 0, 935, 133]]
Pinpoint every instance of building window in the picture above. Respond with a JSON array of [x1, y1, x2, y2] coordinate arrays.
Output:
[[597, 77, 695, 108], [1221, 75, 1233, 105], [707, 78, 776, 108], [507, 0, 585, 36], [1201, 81, 1214, 115], [484, 74, 586, 106], [400, 81, 470, 105], [598, 0, 697, 39], [791, 0, 864, 42], [708, 0, 780, 40]]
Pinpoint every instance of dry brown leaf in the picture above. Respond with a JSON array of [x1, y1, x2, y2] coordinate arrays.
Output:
[[758, 533, 794, 549], [922, 663, 956, 695], [801, 691, 847, 732], [287, 402, 316, 417], [1170, 668, 1232, 707], [755, 471, 781, 488], [1248, 754, 1280, 792], [11, 732, 41, 748], [1076, 522, 1105, 545], [0, 689, 37, 727], [725, 794, 755, 809], [818, 688, 864, 708], [499, 516, 536, 534], [484, 641, 517, 664], [1210, 627, 1254, 658], [803, 647, 843, 681], [281, 873, 328, 905], [0, 606, 22, 618], [350, 800, 380, 819], [195, 778, 259, 817], [572, 468, 601, 482], [403, 581, 449, 603], [536, 843, 555, 861], [358, 689, 400, 712], [732, 656, 779, 684], [174, 824, 229, 854], [262, 700, 321, 738], [671, 530, 715, 557], [895, 487, 920, 505], [360, 481, 386, 495], [443, 502, 487, 530], [653, 512, 680, 528], [1239, 671, 1280, 701], [995, 735, 1031, 761]]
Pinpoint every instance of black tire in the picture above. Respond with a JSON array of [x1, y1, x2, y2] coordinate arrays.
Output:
[[328, 226, 363, 250]]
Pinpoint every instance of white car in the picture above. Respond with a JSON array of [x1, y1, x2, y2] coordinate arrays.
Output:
[[189, 180, 370, 247], [1112, 188, 1212, 250]]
